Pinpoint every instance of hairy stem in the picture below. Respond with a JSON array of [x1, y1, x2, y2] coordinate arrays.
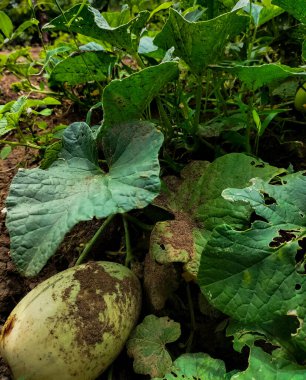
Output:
[[75, 215, 115, 265], [123, 214, 133, 267]]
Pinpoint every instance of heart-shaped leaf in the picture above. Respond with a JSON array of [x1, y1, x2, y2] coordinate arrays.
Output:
[[6, 121, 163, 276], [154, 8, 248, 74], [127, 315, 181, 378]]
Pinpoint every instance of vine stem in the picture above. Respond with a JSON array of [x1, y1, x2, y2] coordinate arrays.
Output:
[[75, 215, 115, 266], [186, 283, 196, 353], [0, 139, 41, 149], [123, 213, 154, 231], [156, 96, 173, 140], [193, 75, 203, 133], [122, 214, 133, 267]]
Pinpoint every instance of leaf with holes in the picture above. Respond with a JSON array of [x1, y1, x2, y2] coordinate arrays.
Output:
[[150, 154, 283, 279], [126, 315, 181, 378], [231, 347, 306, 379], [199, 171, 306, 354], [152, 353, 228, 380], [5, 121, 163, 276]]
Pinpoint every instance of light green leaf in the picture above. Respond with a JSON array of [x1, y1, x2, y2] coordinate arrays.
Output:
[[6, 121, 163, 276], [153, 353, 227, 380], [101, 7, 130, 27], [10, 19, 39, 40], [243, 1, 283, 27], [43, 5, 149, 54], [102, 61, 179, 127], [50, 51, 116, 85], [126, 315, 181, 378], [26, 97, 61, 108], [232, 347, 306, 379], [0, 145, 11, 159], [0, 11, 13, 38], [154, 9, 248, 74], [149, 2, 173, 20], [0, 116, 9, 137], [220, 64, 306, 91], [272, 0, 306, 23], [199, 171, 306, 352]]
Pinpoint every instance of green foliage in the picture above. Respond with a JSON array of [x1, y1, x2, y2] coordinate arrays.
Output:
[[154, 8, 248, 75], [6, 121, 163, 276], [199, 171, 306, 354], [43, 5, 150, 54], [272, 0, 306, 23], [49, 50, 116, 85], [127, 315, 181, 378], [0, 10, 38, 48], [232, 347, 306, 379], [0, 95, 61, 156], [102, 61, 179, 127], [153, 353, 228, 380], [2, 0, 306, 376]]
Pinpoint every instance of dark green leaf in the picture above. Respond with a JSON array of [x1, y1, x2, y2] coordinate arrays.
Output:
[[154, 9, 248, 74], [221, 64, 306, 91], [272, 0, 306, 23], [50, 51, 116, 85], [102, 61, 179, 127], [232, 347, 306, 379], [43, 5, 149, 53], [199, 172, 306, 352]]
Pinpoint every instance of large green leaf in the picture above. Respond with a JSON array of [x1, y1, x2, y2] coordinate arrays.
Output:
[[102, 61, 179, 127], [272, 0, 306, 23], [154, 9, 248, 75], [231, 347, 306, 379], [127, 315, 181, 378], [153, 353, 227, 380], [220, 64, 306, 91], [6, 121, 163, 276], [150, 154, 282, 278], [199, 172, 306, 352], [43, 5, 149, 54], [49, 51, 116, 85]]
